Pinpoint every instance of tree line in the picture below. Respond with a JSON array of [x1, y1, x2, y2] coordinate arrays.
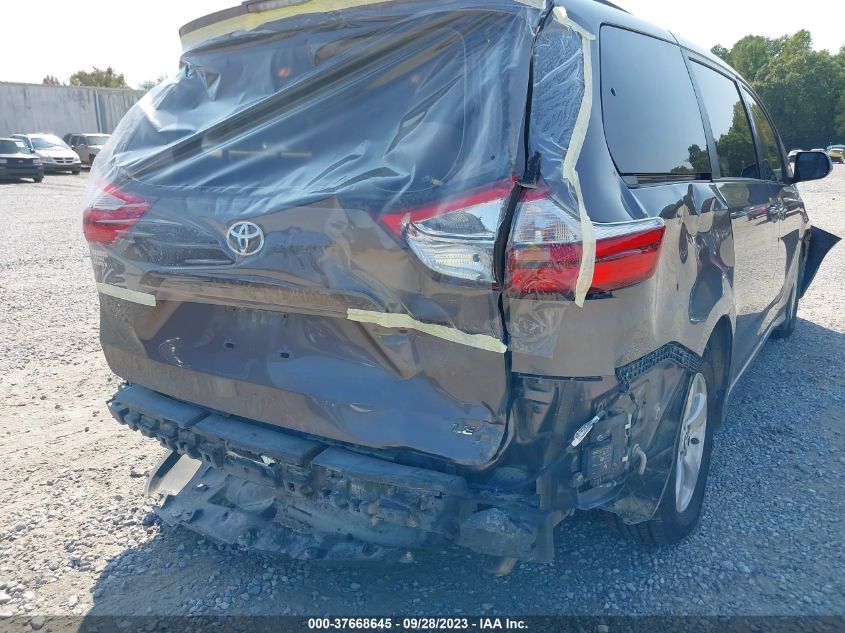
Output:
[[712, 30, 845, 150], [41, 67, 164, 92]]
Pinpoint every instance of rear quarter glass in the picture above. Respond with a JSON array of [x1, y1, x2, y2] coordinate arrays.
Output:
[[600, 26, 710, 177]]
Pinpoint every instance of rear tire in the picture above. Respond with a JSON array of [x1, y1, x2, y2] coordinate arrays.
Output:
[[612, 355, 716, 545], [33, 176, 43, 183]]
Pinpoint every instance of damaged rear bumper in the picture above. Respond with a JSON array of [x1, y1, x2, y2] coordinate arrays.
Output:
[[109, 385, 560, 563]]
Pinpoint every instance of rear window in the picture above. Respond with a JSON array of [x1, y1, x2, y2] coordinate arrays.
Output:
[[600, 27, 710, 178], [111, 7, 535, 209], [690, 62, 758, 179]]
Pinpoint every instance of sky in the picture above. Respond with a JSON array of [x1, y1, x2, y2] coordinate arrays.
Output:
[[618, 0, 843, 55], [0, 0, 842, 89]]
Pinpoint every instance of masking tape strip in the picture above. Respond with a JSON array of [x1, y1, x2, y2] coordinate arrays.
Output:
[[347, 309, 507, 354], [553, 7, 596, 308], [97, 283, 157, 307], [182, 0, 387, 49], [182, 0, 544, 50]]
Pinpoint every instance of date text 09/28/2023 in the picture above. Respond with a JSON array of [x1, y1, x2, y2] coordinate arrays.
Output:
[[307, 618, 530, 630]]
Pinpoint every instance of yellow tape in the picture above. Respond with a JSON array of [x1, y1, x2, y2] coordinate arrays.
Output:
[[347, 309, 507, 354], [182, 0, 545, 50], [183, 0, 394, 49], [553, 7, 596, 308], [97, 283, 157, 307]]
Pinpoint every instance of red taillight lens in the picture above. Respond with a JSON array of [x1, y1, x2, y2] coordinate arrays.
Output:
[[591, 224, 666, 293], [506, 194, 665, 297], [83, 184, 152, 244]]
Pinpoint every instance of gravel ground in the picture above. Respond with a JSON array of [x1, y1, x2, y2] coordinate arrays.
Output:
[[0, 169, 843, 619]]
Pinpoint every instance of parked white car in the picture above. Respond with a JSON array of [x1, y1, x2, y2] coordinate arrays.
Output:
[[12, 133, 81, 174]]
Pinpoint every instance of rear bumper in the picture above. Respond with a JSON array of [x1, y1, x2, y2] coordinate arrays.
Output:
[[109, 384, 560, 562]]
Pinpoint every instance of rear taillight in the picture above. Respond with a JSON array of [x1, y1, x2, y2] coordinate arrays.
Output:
[[506, 194, 665, 297], [83, 184, 152, 244], [382, 181, 515, 284]]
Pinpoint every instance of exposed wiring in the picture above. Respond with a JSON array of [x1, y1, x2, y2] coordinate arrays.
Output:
[[471, 389, 633, 494]]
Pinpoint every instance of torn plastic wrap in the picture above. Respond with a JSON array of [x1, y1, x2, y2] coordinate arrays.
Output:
[[84, 0, 548, 466], [504, 7, 591, 358]]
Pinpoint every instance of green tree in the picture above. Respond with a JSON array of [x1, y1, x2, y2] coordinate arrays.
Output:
[[712, 31, 845, 149], [724, 35, 773, 82], [138, 75, 167, 92], [756, 49, 844, 148], [777, 30, 813, 58], [69, 67, 129, 89], [835, 91, 845, 138], [711, 45, 730, 63], [41, 75, 62, 86], [835, 45, 845, 71]]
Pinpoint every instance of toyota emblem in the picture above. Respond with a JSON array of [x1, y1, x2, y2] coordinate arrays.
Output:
[[226, 221, 265, 257]]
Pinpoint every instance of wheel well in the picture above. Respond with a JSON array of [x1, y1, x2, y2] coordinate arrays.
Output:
[[706, 316, 732, 429]]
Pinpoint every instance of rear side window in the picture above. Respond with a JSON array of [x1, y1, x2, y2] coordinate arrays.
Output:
[[600, 27, 710, 178], [690, 62, 758, 179], [742, 88, 785, 182]]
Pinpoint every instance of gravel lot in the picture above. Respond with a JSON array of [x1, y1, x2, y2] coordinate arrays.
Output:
[[0, 169, 843, 619]]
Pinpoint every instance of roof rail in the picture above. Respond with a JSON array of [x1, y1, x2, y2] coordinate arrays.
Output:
[[592, 0, 629, 14]]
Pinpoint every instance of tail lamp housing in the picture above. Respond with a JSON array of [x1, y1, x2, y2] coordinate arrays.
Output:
[[83, 184, 153, 244], [384, 181, 665, 298], [381, 181, 515, 284], [506, 194, 666, 297]]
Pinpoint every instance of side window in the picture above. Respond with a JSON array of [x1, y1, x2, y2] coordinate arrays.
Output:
[[689, 62, 758, 179], [742, 89, 785, 182], [70, 135, 79, 146], [600, 26, 711, 178]]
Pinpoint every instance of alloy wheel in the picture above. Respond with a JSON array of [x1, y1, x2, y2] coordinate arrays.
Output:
[[675, 372, 708, 513]]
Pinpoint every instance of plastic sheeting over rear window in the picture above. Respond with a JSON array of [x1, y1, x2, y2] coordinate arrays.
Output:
[[99, 2, 533, 214]]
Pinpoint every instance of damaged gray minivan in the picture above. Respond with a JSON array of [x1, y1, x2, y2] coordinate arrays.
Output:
[[84, 0, 839, 564]]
